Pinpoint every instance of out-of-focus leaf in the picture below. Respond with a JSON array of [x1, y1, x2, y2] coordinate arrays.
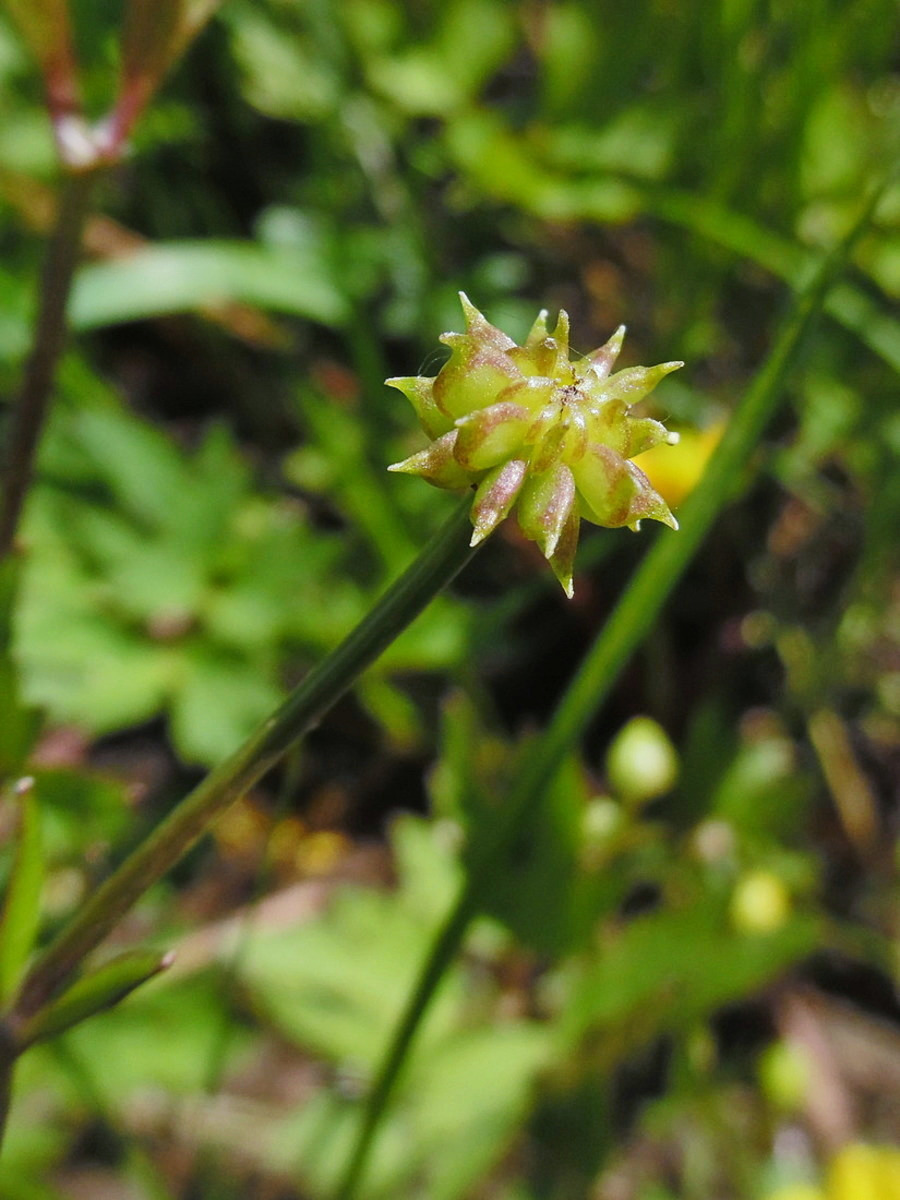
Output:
[[240, 880, 463, 1071], [0, 264, 31, 364], [367, 0, 515, 116], [18, 948, 173, 1048], [60, 406, 190, 528], [168, 645, 283, 765], [560, 901, 820, 1051], [226, 5, 340, 120], [536, 1, 598, 117], [802, 84, 874, 199], [31, 768, 130, 861], [70, 240, 349, 329], [241, 816, 550, 1200], [445, 110, 642, 222], [712, 735, 812, 837], [293, 386, 415, 573], [0, 556, 17, 656], [238, 820, 465, 1070], [547, 105, 679, 179], [0, 1061, 69, 1199], [405, 1024, 549, 1200], [17, 597, 174, 733], [464, 752, 588, 956], [355, 673, 424, 749], [0, 783, 44, 1006], [434, 696, 619, 955], [63, 974, 248, 1097], [19, 397, 382, 765]]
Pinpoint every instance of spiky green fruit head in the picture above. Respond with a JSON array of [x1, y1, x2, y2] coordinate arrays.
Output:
[[388, 294, 682, 596]]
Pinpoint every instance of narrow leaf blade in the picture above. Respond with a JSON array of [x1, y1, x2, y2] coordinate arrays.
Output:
[[18, 949, 174, 1048]]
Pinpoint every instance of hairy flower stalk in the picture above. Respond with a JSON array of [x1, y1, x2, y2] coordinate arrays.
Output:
[[388, 295, 682, 596]]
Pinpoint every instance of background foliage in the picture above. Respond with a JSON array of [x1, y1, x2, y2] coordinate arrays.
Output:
[[0, 1, 898, 1197]]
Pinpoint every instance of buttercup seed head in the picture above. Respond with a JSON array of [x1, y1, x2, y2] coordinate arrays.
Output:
[[388, 294, 682, 597]]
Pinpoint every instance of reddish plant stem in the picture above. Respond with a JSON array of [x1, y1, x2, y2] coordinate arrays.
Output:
[[0, 169, 98, 560]]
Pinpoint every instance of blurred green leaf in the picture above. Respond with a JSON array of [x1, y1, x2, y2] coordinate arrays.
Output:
[[560, 899, 820, 1051], [239, 825, 464, 1069], [225, 1, 341, 120], [62, 973, 249, 1097], [464, 752, 588, 956], [711, 735, 812, 838], [31, 768, 130, 861], [240, 817, 551, 1200], [405, 1024, 549, 1200], [367, 0, 515, 116], [70, 240, 350, 330], [169, 644, 283, 765]]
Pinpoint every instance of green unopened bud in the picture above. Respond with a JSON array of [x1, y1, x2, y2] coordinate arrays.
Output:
[[387, 294, 682, 595], [606, 715, 679, 804], [759, 1040, 810, 1112], [730, 869, 791, 935]]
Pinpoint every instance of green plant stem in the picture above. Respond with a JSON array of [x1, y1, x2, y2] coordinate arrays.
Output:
[[0, 170, 98, 561], [9, 498, 477, 1026], [643, 186, 900, 377], [332, 180, 887, 1200]]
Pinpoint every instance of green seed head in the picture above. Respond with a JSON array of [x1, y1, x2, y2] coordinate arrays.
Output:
[[388, 294, 682, 596]]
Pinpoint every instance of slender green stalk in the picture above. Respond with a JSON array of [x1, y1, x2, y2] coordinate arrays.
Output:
[[333, 181, 887, 1200], [644, 186, 900, 378], [0, 169, 98, 561], [8, 498, 477, 1025], [333, 890, 478, 1199]]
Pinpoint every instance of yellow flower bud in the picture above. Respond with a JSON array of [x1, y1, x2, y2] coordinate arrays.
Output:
[[730, 869, 792, 934]]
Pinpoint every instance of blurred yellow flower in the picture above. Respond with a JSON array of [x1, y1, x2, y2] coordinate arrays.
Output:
[[827, 1143, 900, 1200], [632, 422, 723, 509], [763, 1144, 900, 1200]]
